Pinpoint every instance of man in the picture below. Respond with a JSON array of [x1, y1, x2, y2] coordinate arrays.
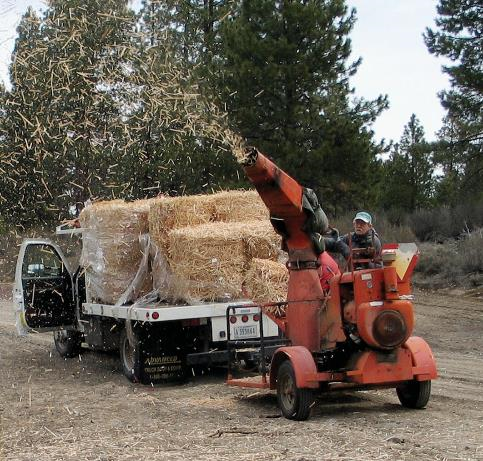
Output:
[[325, 211, 382, 270]]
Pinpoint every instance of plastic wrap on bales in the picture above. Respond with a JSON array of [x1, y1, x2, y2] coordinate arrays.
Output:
[[168, 222, 247, 302], [79, 199, 159, 304], [149, 190, 268, 251], [150, 240, 191, 303], [244, 258, 288, 303]]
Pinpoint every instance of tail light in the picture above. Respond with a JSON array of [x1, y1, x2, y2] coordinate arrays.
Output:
[[372, 310, 407, 348], [253, 314, 260, 322], [241, 315, 249, 323], [229, 316, 237, 324]]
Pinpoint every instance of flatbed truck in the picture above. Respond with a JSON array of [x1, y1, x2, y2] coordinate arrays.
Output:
[[13, 235, 279, 384]]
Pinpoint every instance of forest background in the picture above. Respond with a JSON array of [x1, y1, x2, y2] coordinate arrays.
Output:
[[0, 0, 481, 289]]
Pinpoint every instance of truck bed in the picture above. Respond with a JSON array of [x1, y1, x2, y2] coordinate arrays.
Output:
[[82, 301, 253, 322]]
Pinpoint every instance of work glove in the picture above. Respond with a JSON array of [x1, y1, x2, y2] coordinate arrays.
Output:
[[311, 233, 325, 255], [365, 231, 374, 247], [327, 227, 339, 240]]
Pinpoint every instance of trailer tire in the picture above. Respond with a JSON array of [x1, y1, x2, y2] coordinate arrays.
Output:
[[120, 327, 141, 383], [53, 330, 82, 358], [396, 379, 431, 409], [276, 360, 314, 421]]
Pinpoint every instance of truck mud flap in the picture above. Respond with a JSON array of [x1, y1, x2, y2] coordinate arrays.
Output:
[[136, 324, 187, 385]]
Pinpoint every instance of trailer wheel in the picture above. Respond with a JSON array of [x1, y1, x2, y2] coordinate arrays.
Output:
[[396, 379, 431, 409], [120, 328, 141, 383], [53, 330, 82, 358], [276, 360, 314, 421]]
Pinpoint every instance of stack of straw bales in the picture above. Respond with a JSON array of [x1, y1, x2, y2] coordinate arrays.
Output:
[[79, 199, 157, 304], [150, 190, 286, 302], [149, 190, 269, 251], [79, 190, 287, 305]]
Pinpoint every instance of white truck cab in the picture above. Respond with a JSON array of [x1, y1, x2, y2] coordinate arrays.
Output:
[[14, 238, 281, 384]]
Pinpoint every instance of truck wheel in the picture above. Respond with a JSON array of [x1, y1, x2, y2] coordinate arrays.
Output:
[[120, 328, 141, 383], [396, 379, 431, 409], [276, 360, 314, 421], [53, 330, 82, 358]]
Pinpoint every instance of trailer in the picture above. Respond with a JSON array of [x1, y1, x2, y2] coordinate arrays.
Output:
[[13, 236, 279, 384]]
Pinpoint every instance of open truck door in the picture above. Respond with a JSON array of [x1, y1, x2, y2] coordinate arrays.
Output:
[[14, 239, 76, 334]]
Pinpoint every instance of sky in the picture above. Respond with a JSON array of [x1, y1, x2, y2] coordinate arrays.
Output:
[[0, 0, 450, 143]]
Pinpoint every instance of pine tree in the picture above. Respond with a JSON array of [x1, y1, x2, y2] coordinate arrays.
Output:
[[432, 116, 466, 205], [122, 0, 244, 198], [212, 0, 388, 213], [2, 1, 136, 226], [0, 9, 53, 228], [380, 115, 434, 212], [40, 0, 135, 212], [425, 0, 483, 200]]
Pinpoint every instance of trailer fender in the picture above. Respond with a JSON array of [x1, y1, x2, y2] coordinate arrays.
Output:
[[269, 346, 318, 390], [405, 336, 438, 381]]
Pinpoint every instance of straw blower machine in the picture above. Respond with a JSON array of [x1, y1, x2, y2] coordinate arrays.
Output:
[[226, 148, 437, 420]]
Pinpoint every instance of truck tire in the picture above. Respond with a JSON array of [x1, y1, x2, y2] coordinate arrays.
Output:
[[396, 379, 431, 409], [120, 327, 141, 383], [53, 330, 83, 358], [276, 360, 314, 421]]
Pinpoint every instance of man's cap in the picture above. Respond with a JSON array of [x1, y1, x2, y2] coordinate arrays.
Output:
[[353, 211, 372, 224]]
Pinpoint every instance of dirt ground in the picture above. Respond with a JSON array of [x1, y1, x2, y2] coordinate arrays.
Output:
[[1, 287, 482, 461]]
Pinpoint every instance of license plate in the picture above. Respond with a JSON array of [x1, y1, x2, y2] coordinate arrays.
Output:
[[233, 324, 258, 339]]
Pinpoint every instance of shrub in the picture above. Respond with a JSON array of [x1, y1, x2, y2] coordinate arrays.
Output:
[[414, 230, 483, 288], [409, 201, 483, 242], [455, 229, 483, 274]]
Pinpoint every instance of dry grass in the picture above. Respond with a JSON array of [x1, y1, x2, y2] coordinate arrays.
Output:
[[414, 229, 483, 289]]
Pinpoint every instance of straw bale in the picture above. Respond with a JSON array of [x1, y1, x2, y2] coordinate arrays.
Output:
[[210, 190, 269, 222], [165, 220, 283, 302], [79, 198, 162, 304], [244, 258, 288, 303], [148, 190, 269, 252], [242, 220, 281, 261], [168, 222, 247, 301], [149, 195, 214, 252]]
